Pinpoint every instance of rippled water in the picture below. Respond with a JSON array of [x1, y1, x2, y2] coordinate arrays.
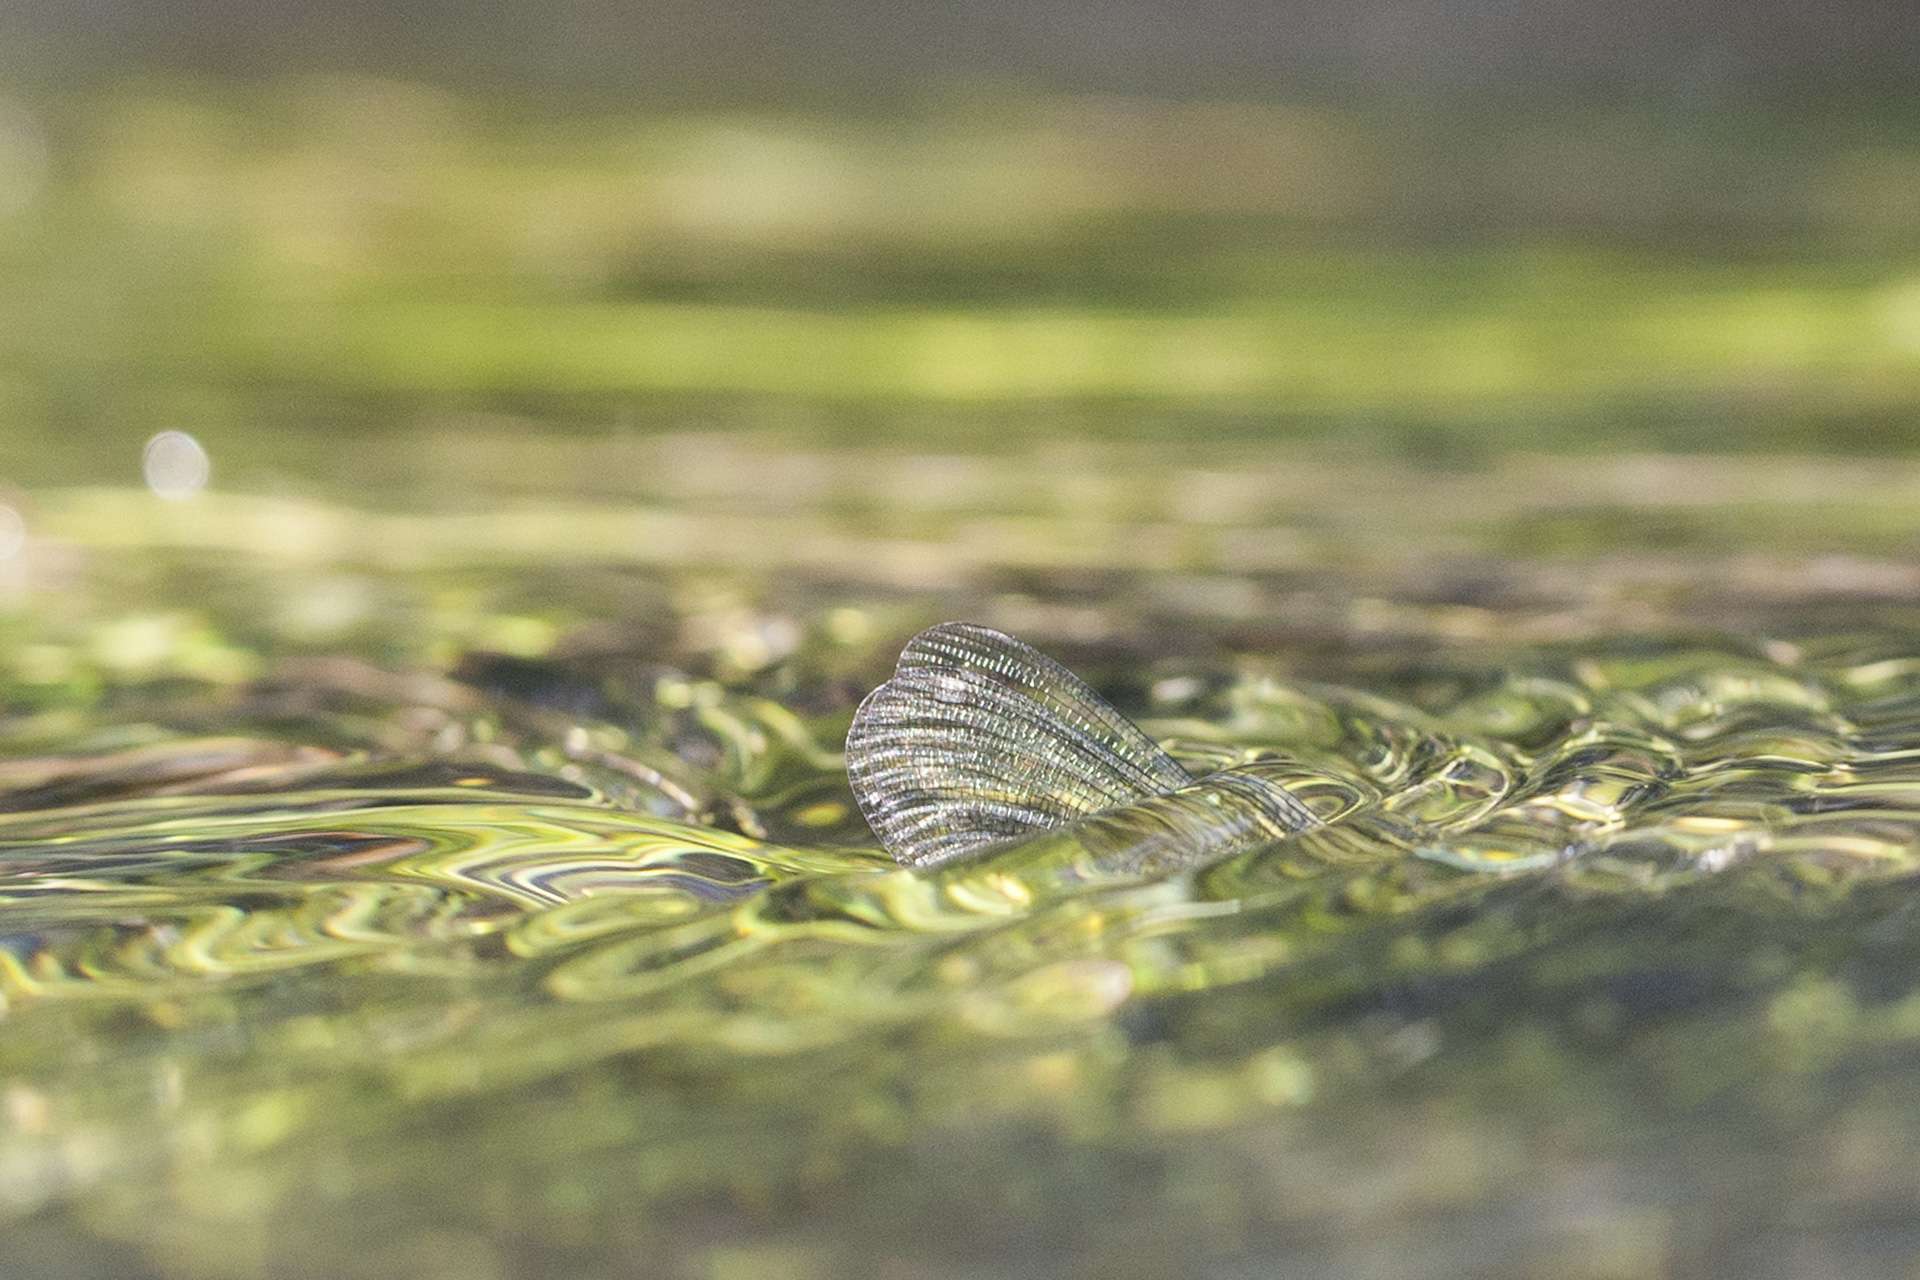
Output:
[[7, 460, 1920, 1279]]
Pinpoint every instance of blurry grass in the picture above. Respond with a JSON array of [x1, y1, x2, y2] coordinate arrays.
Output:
[[1, 77, 1919, 457], [205, 266, 1917, 410], [32, 446, 1920, 571]]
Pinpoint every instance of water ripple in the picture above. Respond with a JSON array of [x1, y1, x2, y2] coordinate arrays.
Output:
[[7, 609, 1920, 1275]]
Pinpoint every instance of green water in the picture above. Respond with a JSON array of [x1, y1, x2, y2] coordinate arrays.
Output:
[[6, 442, 1920, 1279]]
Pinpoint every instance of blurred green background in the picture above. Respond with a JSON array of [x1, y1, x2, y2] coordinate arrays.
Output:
[[1, 0, 1917, 505]]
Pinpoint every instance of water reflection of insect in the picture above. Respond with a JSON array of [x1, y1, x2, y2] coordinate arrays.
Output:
[[846, 623, 1319, 870]]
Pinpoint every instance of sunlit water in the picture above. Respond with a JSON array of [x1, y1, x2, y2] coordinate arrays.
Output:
[[5, 459, 1920, 1279]]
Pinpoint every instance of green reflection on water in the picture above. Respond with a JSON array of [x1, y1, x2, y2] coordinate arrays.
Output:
[[4, 514, 1920, 1277]]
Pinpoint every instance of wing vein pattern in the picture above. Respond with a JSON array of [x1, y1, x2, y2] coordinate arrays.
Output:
[[846, 623, 1193, 866]]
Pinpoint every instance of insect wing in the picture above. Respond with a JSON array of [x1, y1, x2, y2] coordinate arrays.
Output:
[[846, 623, 1192, 866]]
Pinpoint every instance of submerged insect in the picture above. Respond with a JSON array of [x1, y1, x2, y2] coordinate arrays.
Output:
[[846, 623, 1320, 870]]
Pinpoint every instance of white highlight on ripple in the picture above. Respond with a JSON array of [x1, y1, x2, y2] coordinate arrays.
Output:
[[142, 432, 211, 501], [0, 504, 22, 561]]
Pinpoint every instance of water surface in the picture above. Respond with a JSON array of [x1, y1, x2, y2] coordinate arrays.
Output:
[[5, 442, 1920, 1279]]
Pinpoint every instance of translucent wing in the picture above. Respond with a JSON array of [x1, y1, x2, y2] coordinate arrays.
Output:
[[846, 623, 1193, 866]]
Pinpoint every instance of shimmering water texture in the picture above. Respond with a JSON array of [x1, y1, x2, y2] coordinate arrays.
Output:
[[846, 623, 1316, 868], [7, 607, 1920, 1277]]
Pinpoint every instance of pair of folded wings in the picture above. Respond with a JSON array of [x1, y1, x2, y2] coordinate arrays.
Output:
[[845, 623, 1197, 866]]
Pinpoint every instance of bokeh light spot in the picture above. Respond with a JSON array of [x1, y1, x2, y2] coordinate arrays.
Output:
[[0, 503, 23, 560], [143, 431, 212, 500]]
